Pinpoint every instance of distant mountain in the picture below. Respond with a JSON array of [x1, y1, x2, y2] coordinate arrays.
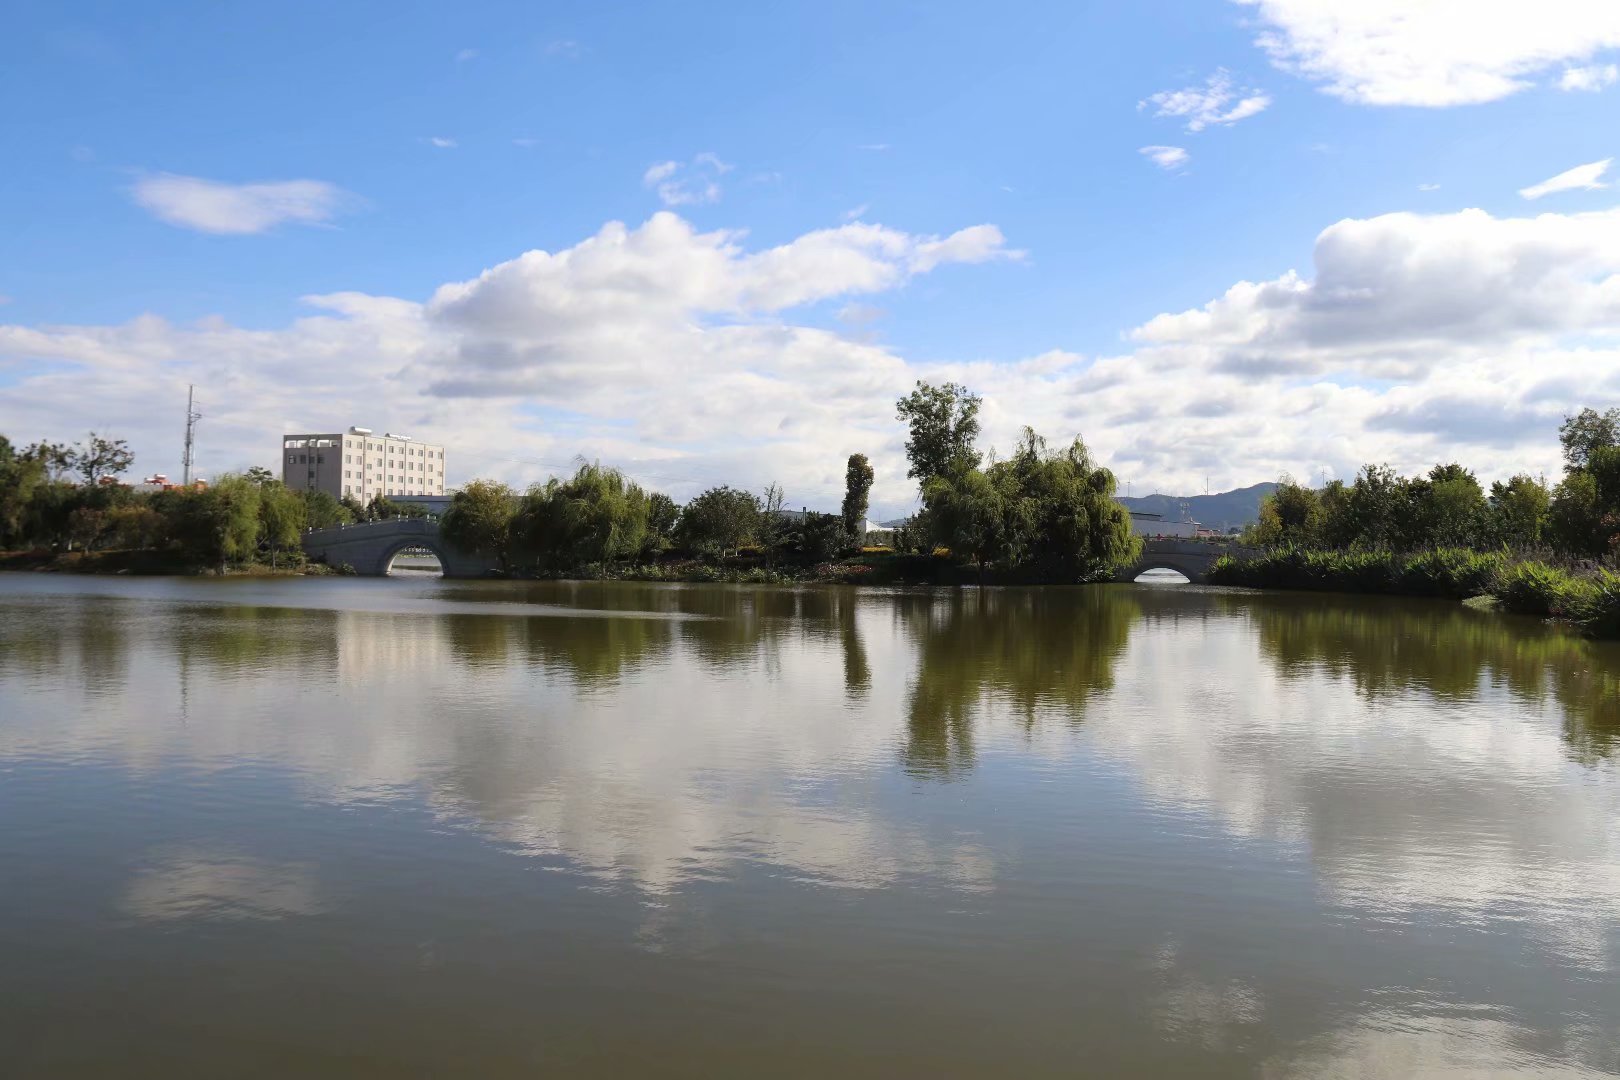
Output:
[[1117, 482, 1277, 533]]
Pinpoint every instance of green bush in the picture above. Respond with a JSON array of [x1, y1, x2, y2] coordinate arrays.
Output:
[[1490, 561, 1582, 617]]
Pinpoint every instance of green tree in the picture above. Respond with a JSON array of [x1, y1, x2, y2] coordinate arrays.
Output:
[[440, 479, 516, 568], [1489, 474, 1550, 549], [1337, 464, 1416, 550], [258, 482, 308, 567], [841, 453, 874, 545], [1250, 476, 1323, 546], [1413, 463, 1487, 547], [644, 492, 680, 555], [921, 467, 1012, 584], [0, 436, 48, 548], [796, 511, 848, 563], [994, 429, 1139, 576], [896, 380, 982, 483], [170, 475, 262, 571], [508, 463, 650, 573], [1550, 446, 1620, 556], [245, 466, 276, 486], [1559, 407, 1620, 469], [675, 486, 761, 557], [298, 489, 352, 528], [66, 432, 135, 486]]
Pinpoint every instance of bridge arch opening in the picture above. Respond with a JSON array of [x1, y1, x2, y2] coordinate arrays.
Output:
[[383, 543, 446, 577], [1134, 567, 1191, 584]]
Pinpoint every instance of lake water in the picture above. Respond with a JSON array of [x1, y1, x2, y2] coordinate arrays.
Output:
[[2, 575, 1618, 1077]]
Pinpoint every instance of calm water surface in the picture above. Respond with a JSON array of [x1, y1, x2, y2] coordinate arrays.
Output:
[[2, 575, 1618, 1077]]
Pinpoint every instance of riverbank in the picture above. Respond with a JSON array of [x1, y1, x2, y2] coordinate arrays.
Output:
[[0, 549, 351, 577], [1209, 547, 1620, 637]]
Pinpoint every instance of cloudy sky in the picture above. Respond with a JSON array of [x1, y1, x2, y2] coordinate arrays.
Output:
[[3, 1, 1619, 515]]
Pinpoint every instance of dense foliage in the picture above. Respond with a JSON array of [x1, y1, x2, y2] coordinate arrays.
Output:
[[0, 432, 378, 571], [917, 428, 1140, 583]]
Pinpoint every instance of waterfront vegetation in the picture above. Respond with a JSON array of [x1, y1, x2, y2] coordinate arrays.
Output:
[[0, 383, 1140, 583], [0, 432, 426, 573], [1211, 408, 1620, 635]]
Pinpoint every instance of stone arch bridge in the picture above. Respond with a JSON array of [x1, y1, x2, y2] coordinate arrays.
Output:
[[302, 518, 499, 578], [1116, 538, 1254, 584]]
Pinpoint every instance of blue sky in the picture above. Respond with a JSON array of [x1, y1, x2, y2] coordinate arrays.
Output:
[[3, 1, 1620, 511]]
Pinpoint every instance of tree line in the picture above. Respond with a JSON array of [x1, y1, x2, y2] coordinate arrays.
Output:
[[0, 433, 430, 571], [441, 380, 1139, 582], [1246, 407, 1620, 559], [3, 382, 1141, 582]]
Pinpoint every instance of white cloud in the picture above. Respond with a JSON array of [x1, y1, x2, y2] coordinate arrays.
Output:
[[454, 47, 478, 62], [642, 154, 731, 206], [543, 39, 582, 59], [1519, 158, 1611, 199], [843, 204, 870, 222], [1417, 182, 1441, 191], [857, 143, 890, 152], [1142, 68, 1272, 131], [130, 173, 351, 235], [1140, 145, 1190, 171], [6, 204, 1620, 511], [426, 136, 458, 149], [512, 137, 538, 148], [1236, 0, 1620, 106], [1559, 62, 1619, 90]]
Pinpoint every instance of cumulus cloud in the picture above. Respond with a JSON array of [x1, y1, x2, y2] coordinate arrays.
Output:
[[1140, 145, 1190, 171], [130, 173, 352, 235], [1141, 68, 1271, 131], [5, 204, 1619, 512], [1236, 0, 1620, 106], [643, 153, 732, 206], [1519, 158, 1612, 199]]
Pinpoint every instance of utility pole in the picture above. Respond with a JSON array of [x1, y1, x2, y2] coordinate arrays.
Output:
[[182, 385, 201, 486]]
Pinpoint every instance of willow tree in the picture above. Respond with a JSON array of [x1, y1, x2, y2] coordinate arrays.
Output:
[[441, 479, 516, 568], [509, 463, 650, 573], [923, 428, 1138, 584]]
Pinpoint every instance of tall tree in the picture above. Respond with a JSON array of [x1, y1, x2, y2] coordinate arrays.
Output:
[[841, 453, 874, 544], [245, 466, 276, 486], [67, 432, 134, 486], [896, 381, 982, 482], [258, 482, 308, 568], [1559, 407, 1620, 469]]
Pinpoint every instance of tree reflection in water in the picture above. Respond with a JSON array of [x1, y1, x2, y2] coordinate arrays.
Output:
[[899, 586, 1141, 778], [1245, 593, 1620, 762]]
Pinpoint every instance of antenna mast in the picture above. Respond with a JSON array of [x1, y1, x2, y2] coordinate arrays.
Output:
[[182, 385, 201, 486]]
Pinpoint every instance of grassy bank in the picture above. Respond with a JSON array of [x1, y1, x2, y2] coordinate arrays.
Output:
[[1209, 546, 1620, 637]]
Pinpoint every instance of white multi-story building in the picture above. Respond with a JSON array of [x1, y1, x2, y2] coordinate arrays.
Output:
[[282, 427, 446, 502]]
